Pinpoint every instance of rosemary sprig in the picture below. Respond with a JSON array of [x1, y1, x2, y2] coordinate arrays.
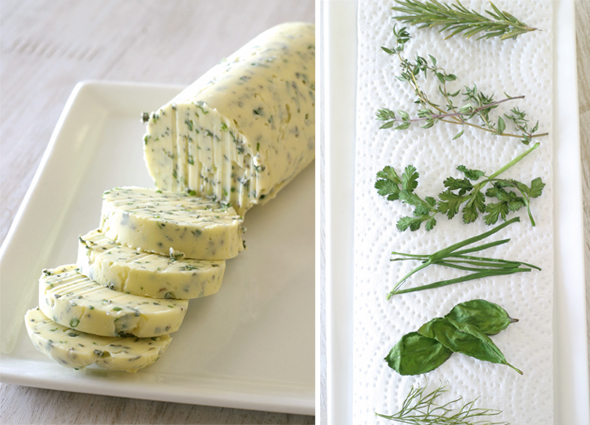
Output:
[[376, 382, 509, 424], [375, 143, 545, 232], [392, 0, 537, 41], [378, 26, 547, 144], [387, 217, 540, 298]]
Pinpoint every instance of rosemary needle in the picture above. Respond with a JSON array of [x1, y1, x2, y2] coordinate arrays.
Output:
[[392, 0, 537, 41]]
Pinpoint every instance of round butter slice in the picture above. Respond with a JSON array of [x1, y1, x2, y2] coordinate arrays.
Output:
[[39, 265, 188, 337], [100, 187, 245, 260], [77, 229, 225, 299], [25, 307, 170, 373]]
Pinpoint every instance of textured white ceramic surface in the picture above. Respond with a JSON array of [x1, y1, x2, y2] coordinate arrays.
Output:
[[353, 1, 553, 423]]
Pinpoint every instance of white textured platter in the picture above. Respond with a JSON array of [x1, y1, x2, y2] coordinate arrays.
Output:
[[321, 0, 588, 424], [0, 81, 314, 415]]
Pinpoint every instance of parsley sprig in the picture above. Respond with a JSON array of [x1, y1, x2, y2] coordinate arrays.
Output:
[[377, 26, 547, 144], [391, 0, 537, 41], [375, 143, 545, 231]]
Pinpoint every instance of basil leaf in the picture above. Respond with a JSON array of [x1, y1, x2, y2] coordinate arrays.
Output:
[[419, 318, 522, 374], [384, 332, 452, 376], [445, 299, 517, 335]]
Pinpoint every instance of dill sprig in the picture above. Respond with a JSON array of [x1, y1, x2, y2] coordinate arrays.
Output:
[[392, 0, 537, 41], [377, 26, 548, 145], [376, 382, 509, 424]]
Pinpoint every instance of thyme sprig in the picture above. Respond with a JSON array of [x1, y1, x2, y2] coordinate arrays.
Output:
[[376, 382, 509, 424], [375, 143, 545, 231], [377, 26, 547, 144], [392, 0, 537, 41]]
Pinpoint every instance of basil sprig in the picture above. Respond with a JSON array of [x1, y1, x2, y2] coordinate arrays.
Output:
[[386, 299, 521, 375]]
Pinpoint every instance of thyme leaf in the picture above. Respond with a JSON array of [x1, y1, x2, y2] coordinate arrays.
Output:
[[377, 26, 547, 144]]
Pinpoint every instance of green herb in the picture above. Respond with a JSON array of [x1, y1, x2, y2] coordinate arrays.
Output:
[[386, 300, 520, 376], [377, 26, 547, 144], [375, 143, 544, 231], [387, 217, 540, 297], [69, 318, 80, 327], [169, 249, 184, 261], [392, 0, 537, 41], [419, 318, 522, 374], [376, 382, 509, 424], [385, 332, 452, 375], [112, 307, 122, 311], [195, 102, 209, 115], [445, 299, 517, 335]]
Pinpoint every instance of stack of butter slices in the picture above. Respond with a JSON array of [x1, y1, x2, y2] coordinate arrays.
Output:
[[26, 189, 243, 372], [25, 22, 314, 373]]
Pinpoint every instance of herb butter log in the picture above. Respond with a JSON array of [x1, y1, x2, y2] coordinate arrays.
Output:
[[39, 265, 188, 337], [77, 229, 225, 299], [143, 22, 315, 215], [100, 187, 244, 260], [25, 308, 170, 373]]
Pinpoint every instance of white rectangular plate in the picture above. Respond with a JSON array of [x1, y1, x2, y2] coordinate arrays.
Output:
[[322, 0, 588, 424], [0, 81, 314, 415]]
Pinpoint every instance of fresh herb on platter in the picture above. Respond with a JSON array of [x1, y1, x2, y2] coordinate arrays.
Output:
[[376, 382, 509, 424], [418, 318, 522, 374], [385, 299, 521, 376], [445, 298, 518, 335], [375, 142, 545, 232], [377, 26, 547, 144], [391, 0, 537, 41], [387, 217, 540, 297]]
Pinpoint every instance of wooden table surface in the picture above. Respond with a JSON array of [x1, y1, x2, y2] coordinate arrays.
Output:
[[1, 0, 588, 424]]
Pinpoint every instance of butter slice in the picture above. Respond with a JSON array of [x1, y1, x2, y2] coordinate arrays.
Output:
[[25, 307, 170, 373], [143, 22, 315, 215], [39, 265, 188, 337], [77, 229, 225, 299], [100, 187, 244, 260]]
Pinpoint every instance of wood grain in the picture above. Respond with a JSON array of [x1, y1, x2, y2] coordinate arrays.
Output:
[[0, 1, 315, 424], [575, 0, 590, 384]]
